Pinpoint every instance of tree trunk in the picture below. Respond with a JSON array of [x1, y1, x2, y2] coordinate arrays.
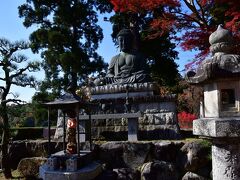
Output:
[[1, 104, 12, 178]]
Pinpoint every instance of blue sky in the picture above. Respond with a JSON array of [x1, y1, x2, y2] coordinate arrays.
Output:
[[0, 1, 195, 102]]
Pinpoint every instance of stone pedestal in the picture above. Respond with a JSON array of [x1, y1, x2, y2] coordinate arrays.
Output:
[[193, 118, 240, 180], [89, 99, 180, 140], [55, 83, 180, 141]]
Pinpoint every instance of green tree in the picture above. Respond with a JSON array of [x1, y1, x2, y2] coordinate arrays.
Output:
[[31, 89, 57, 126], [0, 38, 39, 178], [18, 0, 109, 95], [7, 104, 26, 127]]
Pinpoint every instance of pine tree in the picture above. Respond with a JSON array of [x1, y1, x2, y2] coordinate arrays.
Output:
[[19, 0, 109, 95], [0, 38, 39, 178]]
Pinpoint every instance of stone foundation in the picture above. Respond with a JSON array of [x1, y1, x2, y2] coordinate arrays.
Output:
[[90, 100, 180, 140]]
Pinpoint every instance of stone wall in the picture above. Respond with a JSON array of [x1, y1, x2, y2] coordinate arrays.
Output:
[[91, 101, 180, 140], [54, 96, 180, 141]]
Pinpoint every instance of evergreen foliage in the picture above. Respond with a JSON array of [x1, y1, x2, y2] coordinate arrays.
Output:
[[19, 0, 109, 95], [0, 38, 40, 178]]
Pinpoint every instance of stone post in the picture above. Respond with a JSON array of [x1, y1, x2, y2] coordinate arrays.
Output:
[[128, 118, 138, 141], [186, 25, 240, 180]]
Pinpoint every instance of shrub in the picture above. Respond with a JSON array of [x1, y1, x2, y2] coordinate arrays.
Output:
[[11, 127, 44, 140], [178, 111, 197, 130]]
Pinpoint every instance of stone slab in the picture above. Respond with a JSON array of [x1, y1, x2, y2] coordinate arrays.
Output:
[[39, 161, 102, 180], [79, 112, 142, 120], [203, 83, 220, 118], [91, 91, 153, 100], [193, 117, 240, 137]]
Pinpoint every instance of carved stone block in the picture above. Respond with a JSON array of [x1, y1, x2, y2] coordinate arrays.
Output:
[[47, 157, 58, 171], [66, 157, 78, 171]]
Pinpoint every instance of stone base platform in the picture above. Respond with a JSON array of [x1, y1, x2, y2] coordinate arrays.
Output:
[[39, 161, 102, 180], [90, 82, 157, 95], [54, 85, 180, 141]]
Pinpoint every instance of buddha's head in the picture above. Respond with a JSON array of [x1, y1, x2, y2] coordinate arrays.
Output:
[[117, 29, 134, 52]]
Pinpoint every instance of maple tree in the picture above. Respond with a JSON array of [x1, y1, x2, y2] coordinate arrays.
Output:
[[110, 0, 240, 70], [177, 0, 240, 69], [110, 0, 180, 39]]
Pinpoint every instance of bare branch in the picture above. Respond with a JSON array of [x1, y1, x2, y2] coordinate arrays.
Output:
[[196, 0, 208, 25], [183, 0, 207, 26], [184, 0, 197, 13], [8, 92, 19, 99], [174, 11, 203, 27]]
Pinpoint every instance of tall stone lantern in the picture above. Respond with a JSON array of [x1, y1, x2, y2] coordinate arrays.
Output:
[[186, 25, 240, 180]]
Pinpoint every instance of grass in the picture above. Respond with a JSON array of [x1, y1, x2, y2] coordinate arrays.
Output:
[[0, 170, 24, 180], [0, 170, 42, 180]]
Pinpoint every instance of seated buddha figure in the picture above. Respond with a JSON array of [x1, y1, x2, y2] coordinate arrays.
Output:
[[94, 29, 150, 86]]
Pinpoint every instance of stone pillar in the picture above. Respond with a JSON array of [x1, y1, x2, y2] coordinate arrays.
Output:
[[79, 119, 86, 142], [212, 143, 240, 179], [194, 118, 240, 180]]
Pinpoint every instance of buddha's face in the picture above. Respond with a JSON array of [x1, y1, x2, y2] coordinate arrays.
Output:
[[118, 35, 133, 52]]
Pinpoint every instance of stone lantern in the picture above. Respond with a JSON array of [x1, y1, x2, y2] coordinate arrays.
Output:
[[186, 25, 240, 180], [39, 93, 102, 180]]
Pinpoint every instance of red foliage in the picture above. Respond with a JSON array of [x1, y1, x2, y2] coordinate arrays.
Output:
[[180, 0, 240, 54], [149, 14, 176, 39], [178, 111, 197, 122], [110, 0, 180, 38], [181, 27, 214, 69], [222, 0, 240, 35], [178, 111, 197, 129], [109, 0, 240, 69], [110, 0, 179, 13]]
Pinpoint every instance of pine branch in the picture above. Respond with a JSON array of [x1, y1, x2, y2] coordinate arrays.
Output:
[[10, 67, 29, 79], [2, 99, 25, 104]]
